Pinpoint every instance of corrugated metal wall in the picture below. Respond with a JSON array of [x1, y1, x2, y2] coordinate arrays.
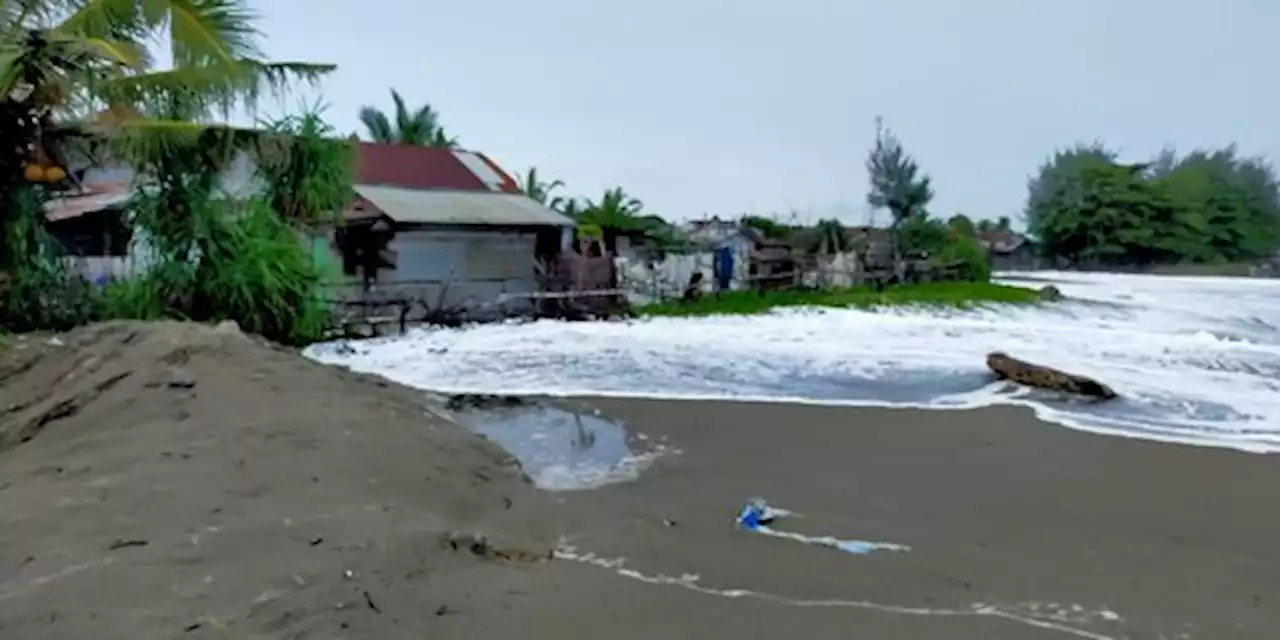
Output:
[[388, 229, 539, 313]]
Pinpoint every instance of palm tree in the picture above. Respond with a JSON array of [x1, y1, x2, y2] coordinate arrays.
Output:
[[516, 167, 564, 207], [557, 197, 584, 219], [358, 89, 457, 148], [3, 1, 332, 187], [1, 1, 333, 278], [581, 187, 644, 230]]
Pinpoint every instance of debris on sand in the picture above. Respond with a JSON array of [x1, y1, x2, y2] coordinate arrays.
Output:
[[439, 531, 552, 563], [986, 351, 1118, 400]]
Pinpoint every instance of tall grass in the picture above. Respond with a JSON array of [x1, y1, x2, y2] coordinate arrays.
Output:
[[103, 199, 331, 345], [91, 107, 353, 346]]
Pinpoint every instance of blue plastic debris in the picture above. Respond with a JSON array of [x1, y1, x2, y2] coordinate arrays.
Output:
[[734, 498, 910, 556], [736, 497, 794, 528]]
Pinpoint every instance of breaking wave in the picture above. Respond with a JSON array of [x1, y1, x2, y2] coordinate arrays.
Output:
[[306, 272, 1280, 454]]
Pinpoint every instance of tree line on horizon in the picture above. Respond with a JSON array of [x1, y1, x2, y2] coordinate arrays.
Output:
[[368, 86, 1280, 269]]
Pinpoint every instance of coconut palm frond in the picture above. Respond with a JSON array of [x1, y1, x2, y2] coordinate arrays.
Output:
[[101, 116, 260, 171], [358, 105, 393, 142], [97, 59, 332, 120], [158, 0, 262, 67]]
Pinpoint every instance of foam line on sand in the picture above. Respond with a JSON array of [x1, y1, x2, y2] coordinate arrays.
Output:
[[554, 547, 1122, 640]]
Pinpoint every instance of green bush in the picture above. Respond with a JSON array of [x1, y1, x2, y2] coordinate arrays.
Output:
[[638, 281, 1040, 317], [1, 187, 105, 332], [193, 202, 330, 345], [106, 200, 330, 346], [938, 234, 991, 282], [897, 215, 992, 282]]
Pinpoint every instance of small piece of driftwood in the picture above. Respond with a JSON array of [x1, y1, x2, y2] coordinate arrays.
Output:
[[986, 352, 1118, 400]]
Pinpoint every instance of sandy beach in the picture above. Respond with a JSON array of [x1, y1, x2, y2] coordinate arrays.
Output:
[[1, 323, 1277, 639], [445, 398, 1280, 640]]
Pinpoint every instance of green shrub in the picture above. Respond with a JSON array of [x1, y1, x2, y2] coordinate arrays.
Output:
[[938, 234, 992, 282], [192, 202, 330, 345], [1, 187, 105, 332], [637, 281, 1041, 317], [897, 215, 993, 282], [107, 200, 330, 346]]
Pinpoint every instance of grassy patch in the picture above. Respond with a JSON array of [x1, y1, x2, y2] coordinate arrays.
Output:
[[636, 281, 1044, 318]]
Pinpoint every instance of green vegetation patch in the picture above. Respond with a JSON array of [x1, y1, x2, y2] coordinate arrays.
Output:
[[637, 281, 1043, 318]]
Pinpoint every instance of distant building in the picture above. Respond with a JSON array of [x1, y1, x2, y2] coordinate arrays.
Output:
[[683, 216, 763, 257], [976, 229, 1040, 270]]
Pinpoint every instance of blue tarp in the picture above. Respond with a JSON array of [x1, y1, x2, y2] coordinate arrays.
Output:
[[713, 246, 734, 291], [735, 498, 911, 556]]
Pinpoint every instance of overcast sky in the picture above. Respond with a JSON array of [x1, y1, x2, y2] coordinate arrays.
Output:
[[252, 0, 1276, 225]]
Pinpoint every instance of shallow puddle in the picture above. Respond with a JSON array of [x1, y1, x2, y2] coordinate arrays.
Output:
[[444, 399, 660, 491]]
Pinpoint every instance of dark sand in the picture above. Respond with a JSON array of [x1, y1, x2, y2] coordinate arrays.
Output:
[[0, 322, 561, 640], [444, 397, 1279, 640], [1, 324, 1277, 639]]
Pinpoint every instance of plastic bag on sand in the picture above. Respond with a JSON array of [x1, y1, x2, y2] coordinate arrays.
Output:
[[734, 498, 910, 556]]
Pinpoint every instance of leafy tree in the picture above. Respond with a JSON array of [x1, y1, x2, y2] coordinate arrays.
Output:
[[516, 167, 565, 208], [1152, 147, 1280, 261], [947, 214, 977, 236], [1032, 158, 1185, 265], [1024, 142, 1117, 240], [899, 215, 949, 254], [358, 89, 457, 148], [1027, 142, 1280, 266], [896, 216, 991, 281], [866, 117, 935, 264], [866, 116, 934, 228]]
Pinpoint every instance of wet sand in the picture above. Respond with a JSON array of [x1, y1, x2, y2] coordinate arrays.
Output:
[[2, 324, 1276, 639], [443, 398, 1280, 640]]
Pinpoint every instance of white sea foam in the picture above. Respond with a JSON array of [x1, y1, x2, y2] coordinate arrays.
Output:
[[305, 272, 1280, 454]]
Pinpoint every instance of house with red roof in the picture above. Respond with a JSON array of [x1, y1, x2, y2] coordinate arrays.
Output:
[[316, 142, 575, 316], [43, 141, 575, 317]]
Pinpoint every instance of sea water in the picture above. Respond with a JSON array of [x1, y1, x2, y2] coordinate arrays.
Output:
[[442, 402, 667, 491], [306, 272, 1280, 455]]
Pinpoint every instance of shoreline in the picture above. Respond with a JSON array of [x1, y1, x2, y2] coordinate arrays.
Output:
[[443, 398, 1280, 640], [428, 387, 1278, 456]]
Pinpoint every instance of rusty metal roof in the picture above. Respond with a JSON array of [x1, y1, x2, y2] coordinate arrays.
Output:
[[44, 184, 132, 222], [353, 185, 573, 227], [355, 143, 522, 193]]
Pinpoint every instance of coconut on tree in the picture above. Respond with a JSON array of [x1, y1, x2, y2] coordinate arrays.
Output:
[[1, 0, 333, 200], [1, 0, 336, 332], [358, 89, 457, 148]]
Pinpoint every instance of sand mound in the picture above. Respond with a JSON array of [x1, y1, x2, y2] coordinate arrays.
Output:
[[0, 321, 557, 640]]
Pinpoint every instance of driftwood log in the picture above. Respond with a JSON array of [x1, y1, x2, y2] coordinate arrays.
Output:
[[986, 352, 1118, 400]]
